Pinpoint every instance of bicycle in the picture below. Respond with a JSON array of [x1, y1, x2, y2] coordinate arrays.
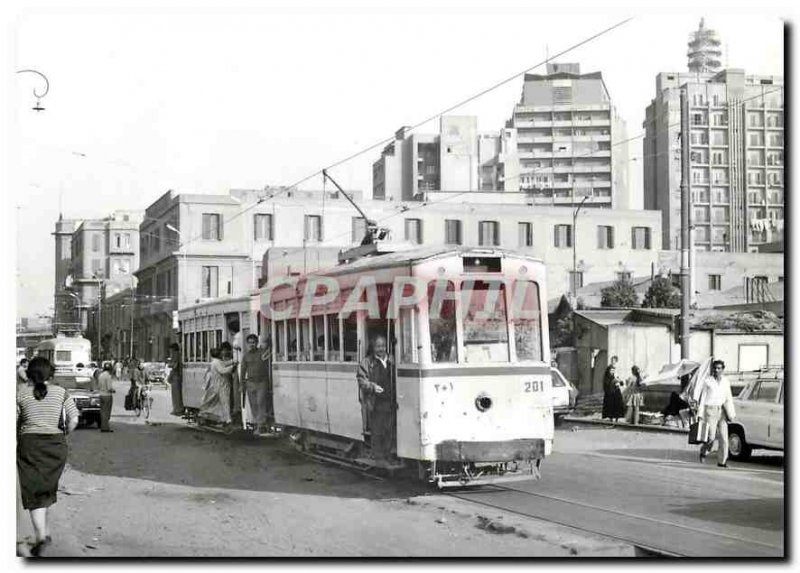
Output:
[[134, 382, 154, 420]]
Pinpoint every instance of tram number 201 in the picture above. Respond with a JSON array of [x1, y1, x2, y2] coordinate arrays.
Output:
[[523, 380, 545, 393]]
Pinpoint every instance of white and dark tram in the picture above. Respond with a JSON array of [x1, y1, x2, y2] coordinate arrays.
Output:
[[178, 245, 554, 488]]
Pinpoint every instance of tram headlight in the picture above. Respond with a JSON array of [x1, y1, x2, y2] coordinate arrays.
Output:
[[475, 393, 493, 412]]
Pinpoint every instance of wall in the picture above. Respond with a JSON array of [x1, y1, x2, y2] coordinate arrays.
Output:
[[439, 116, 478, 191]]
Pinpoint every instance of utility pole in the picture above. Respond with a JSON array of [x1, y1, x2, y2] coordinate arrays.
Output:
[[572, 195, 590, 302], [679, 89, 691, 358]]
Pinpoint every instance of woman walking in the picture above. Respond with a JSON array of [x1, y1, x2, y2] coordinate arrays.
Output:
[[17, 356, 79, 556]]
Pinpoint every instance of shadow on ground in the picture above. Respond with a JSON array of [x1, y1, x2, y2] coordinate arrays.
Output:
[[668, 497, 784, 531], [65, 418, 430, 501]]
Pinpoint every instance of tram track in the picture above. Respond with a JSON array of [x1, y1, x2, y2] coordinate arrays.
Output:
[[445, 484, 783, 557]]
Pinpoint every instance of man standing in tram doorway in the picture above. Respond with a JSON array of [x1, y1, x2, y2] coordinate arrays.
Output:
[[241, 334, 272, 435], [357, 335, 396, 463]]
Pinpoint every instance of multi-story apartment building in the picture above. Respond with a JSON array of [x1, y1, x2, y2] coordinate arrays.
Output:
[[372, 118, 517, 201], [131, 188, 361, 360], [643, 68, 784, 252], [372, 64, 630, 209], [509, 62, 630, 209], [52, 212, 142, 339]]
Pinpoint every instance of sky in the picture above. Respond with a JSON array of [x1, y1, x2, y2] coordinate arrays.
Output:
[[6, 1, 788, 319]]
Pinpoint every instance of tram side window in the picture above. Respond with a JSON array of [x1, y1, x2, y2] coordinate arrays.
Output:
[[342, 313, 358, 362], [399, 307, 417, 363], [287, 320, 298, 361], [216, 329, 223, 350], [428, 281, 457, 363], [299, 318, 311, 361], [312, 315, 325, 361], [195, 332, 202, 363], [327, 313, 341, 361], [511, 280, 543, 362], [274, 320, 285, 361], [462, 280, 509, 363]]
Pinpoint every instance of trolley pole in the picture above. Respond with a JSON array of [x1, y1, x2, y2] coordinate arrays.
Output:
[[679, 89, 691, 359]]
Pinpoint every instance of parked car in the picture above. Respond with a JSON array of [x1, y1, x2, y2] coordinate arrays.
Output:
[[52, 372, 102, 428], [550, 367, 579, 423], [728, 374, 784, 460]]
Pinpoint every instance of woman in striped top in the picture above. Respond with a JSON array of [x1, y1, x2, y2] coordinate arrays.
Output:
[[17, 356, 79, 556]]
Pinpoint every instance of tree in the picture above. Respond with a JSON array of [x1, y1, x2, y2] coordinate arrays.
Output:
[[643, 275, 681, 308], [551, 313, 575, 347], [600, 278, 639, 308]]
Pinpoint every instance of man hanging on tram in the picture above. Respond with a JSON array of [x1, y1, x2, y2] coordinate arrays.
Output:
[[356, 334, 396, 464]]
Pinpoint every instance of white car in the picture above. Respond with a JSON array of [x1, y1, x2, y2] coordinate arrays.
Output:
[[550, 367, 578, 422], [728, 375, 784, 460]]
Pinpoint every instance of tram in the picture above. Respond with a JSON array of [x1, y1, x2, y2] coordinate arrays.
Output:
[[34, 334, 92, 373], [178, 294, 260, 419], [178, 245, 553, 487]]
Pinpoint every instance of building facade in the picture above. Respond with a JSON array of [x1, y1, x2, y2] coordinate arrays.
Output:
[[509, 63, 630, 209], [68, 211, 142, 338], [52, 217, 81, 334], [372, 63, 630, 208], [643, 68, 784, 251]]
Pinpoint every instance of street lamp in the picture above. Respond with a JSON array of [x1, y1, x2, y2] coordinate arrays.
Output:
[[16, 69, 49, 111], [572, 194, 591, 302]]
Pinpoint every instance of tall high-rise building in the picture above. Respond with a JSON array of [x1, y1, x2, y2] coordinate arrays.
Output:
[[643, 68, 784, 252], [508, 62, 630, 209], [372, 63, 631, 209]]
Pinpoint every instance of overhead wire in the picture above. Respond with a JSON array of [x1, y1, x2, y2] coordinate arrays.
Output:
[[175, 16, 636, 249]]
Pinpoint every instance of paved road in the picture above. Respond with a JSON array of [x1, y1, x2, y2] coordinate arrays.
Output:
[[451, 426, 784, 557], [43, 382, 782, 557]]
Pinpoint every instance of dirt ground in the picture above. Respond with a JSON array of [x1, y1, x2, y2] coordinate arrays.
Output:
[[18, 386, 633, 557]]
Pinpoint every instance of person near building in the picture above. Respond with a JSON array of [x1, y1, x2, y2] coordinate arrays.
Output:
[[602, 359, 625, 423], [356, 335, 395, 462], [17, 356, 79, 556], [698, 360, 737, 468], [114, 359, 123, 381], [17, 358, 29, 385], [625, 365, 645, 425], [96, 362, 115, 432], [241, 334, 271, 434], [167, 343, 184, 417]]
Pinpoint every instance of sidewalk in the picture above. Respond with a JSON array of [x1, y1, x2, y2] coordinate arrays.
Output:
[[563, 414, 690, 434]]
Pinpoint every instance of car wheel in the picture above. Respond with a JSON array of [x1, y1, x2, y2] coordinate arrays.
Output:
[[728, 426, 751, 460]]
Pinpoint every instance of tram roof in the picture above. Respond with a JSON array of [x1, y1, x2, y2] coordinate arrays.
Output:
[[321, 246, 544, 277]]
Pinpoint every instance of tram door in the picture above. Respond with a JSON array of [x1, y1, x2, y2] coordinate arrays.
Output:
[[364, 318, 397, 457]]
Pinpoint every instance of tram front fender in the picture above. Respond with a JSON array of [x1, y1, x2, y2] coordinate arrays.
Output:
[[435, 438, 545, 463]]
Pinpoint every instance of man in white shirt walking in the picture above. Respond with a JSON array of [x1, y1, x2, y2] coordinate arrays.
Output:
[[698, 360, 736, 467]]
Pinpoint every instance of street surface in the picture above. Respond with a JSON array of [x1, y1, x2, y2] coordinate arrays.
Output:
[[21, 380, 784, 557]]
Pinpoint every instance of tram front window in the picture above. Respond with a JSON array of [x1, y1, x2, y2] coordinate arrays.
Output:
[[428, 281, 456, 363], [512, 280, 543, 362], [462, 280, 509, 363]]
